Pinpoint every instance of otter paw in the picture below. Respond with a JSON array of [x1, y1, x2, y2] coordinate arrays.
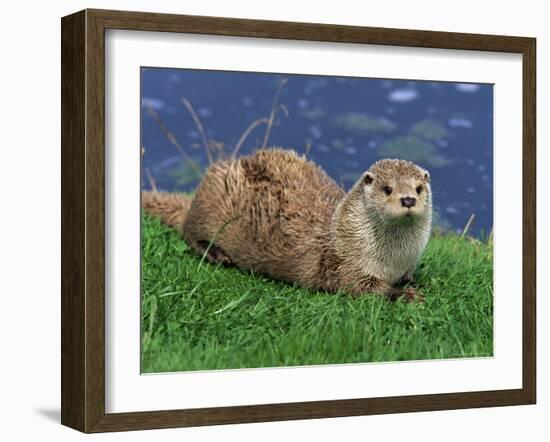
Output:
[[403, 287, 424, 303], [388, 287, 424, 303], [196, 241, 232, 266], [210, 246, 232, 266]]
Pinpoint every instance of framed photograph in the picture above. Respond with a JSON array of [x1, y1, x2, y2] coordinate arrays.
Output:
[[61, 9, 536, 433]]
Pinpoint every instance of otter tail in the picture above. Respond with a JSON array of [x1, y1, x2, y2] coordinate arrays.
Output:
[[142, 191, 193, 231]]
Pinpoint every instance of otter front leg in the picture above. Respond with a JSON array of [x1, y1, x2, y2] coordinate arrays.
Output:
[[352, 275, 424, 303]]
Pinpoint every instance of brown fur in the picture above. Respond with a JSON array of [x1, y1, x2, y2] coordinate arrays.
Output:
[[142, 191, 192, 230], [142, 148, 432, 301]]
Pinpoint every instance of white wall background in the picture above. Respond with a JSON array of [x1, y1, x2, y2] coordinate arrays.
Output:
[[0, 0, 546, 440]]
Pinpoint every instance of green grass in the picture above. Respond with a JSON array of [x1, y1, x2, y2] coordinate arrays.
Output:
[[141, 214, 493, 373]]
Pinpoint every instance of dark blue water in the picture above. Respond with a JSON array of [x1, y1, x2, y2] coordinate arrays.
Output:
[[141, 68, 493, 237]]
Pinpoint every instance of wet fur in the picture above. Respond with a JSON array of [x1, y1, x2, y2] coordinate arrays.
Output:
[[142, 148, 432, 301]]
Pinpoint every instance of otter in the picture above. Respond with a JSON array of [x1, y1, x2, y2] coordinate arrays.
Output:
[[142, 148, 432, 302]]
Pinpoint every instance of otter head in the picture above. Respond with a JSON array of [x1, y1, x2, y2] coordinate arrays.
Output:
[[361, 159, 431, 225]]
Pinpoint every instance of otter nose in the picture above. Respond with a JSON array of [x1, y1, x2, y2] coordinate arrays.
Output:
[[401, 197, 416, 208]]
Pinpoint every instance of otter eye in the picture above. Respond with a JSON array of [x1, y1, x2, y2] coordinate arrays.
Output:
[[416, 185, 423, 194], [383, 186, 393, 196]]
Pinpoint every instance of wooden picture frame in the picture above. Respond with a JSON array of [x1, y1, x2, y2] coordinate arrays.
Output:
[[61, 8, 536, 433]]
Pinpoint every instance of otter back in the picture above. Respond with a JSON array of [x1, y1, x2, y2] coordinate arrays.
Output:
[[182, 149, 345, 289]]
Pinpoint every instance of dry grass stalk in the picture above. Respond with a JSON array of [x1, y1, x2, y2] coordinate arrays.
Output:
[[261, 78, 288, 149], [208, 140, 226, 160], [278, 104, 289, 118], [147, 80, 290, 182], [231, 117, 269, 160], [305, 142, 312, 157], [461, 213, 475, 238], [180, 97, 213, 165], [487, 228, 493, 245], [144, 167, 158, 193], [145, 103, 202, 178]]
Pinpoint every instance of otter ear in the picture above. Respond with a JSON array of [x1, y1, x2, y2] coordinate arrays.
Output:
[[423, 170, 430, 182], [363, 172, 375, 185]]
